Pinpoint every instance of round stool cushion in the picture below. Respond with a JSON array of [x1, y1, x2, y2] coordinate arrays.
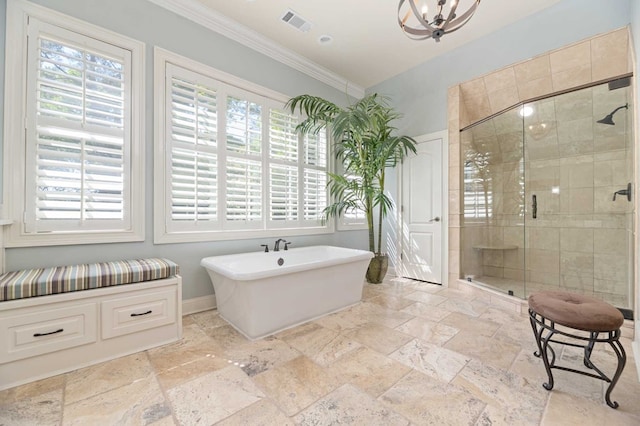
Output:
[[528, 291, 624, 332]]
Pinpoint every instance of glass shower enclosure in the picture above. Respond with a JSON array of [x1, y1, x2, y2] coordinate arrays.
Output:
[[461, 78, 634, 313]]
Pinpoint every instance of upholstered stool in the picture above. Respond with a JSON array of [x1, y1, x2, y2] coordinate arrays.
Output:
[[528, 290, 626, 408]]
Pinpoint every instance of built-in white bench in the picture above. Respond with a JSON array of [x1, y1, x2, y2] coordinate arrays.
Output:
[[0, 258, 182, 390]]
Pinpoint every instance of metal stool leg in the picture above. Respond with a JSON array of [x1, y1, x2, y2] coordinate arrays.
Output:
[[605, 333, 626, 409]]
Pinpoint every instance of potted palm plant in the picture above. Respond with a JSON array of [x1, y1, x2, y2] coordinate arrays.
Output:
[[287, 93, 417, 283]]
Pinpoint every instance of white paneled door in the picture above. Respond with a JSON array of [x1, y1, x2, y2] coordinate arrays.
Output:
[[401, 136, 443, 284]]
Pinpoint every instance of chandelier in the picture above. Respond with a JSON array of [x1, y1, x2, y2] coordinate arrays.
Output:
[[398, 0, 481, 42]]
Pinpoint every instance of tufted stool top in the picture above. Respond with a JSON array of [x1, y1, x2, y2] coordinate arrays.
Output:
[[528, 291, 624, 332]]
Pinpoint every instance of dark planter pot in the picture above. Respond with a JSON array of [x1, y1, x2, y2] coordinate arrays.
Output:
[[366, 253, 388, 284]]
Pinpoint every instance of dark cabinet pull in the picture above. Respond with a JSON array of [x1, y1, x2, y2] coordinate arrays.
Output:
[[34, 328, 63, 337], [532, 194, 537, 219], [130, 310, 152, 317]]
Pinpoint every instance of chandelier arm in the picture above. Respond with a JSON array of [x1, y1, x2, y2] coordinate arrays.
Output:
[[440, 1, 459, 31], [407, 0, 432, 28], [442, 1, 480, 32]]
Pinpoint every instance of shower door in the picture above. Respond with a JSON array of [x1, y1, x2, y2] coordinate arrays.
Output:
[[522, 80, 634, 309], [460, 107, 526, 298]]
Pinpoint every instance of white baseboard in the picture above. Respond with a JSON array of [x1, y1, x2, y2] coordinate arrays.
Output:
[[182, 294, 216, 315]]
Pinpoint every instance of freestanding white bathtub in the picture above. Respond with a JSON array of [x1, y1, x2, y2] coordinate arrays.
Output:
[[200, 245, 373, 340]]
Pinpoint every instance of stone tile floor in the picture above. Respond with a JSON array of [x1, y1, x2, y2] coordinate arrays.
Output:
[[1, 277, 639, 425]]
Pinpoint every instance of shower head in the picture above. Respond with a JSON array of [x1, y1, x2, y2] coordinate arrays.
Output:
[[597, 103, 629, 125]]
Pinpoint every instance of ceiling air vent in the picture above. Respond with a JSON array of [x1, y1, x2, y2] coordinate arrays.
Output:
[[281, 9, 312, 33]]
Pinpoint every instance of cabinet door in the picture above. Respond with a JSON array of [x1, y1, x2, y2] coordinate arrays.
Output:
[[0, 303, 97, 363], [101, 288, 177, 339]]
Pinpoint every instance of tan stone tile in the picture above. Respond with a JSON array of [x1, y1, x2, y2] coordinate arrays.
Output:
[[344, 323, 413, 355], [278, 321, 361, 366], [461, 77, 487, 99], [312, 304, 370, 332], [190, 309, 228, 330], [353, 302, 414, 329], [400, 301, 452, 322], [362, 284, 386, 300], [550, 41, 591, 74], [464, 94, 492, 124], [0, 388, 62, 426], [215, 399, 294, 426], [155, 351, 230, 390], [438, 298, 489, 318], [368, 294, 414, 310], [591, 29, 629, 81], [484, 68, 517, 94], [390, 339, 470, 383], [379, 369, 485, 425], [541, 390, 640, 426], [436, 287, 476, 301], [149, 340, 223, 379], [225, 336, 301, 377], [444, 331, 521, 371], [552, 64, 592, 92], [327, 346, 411, 397], [252, 356, 340, 416], [408, 281, 446, 293], [294, 384, 409, 425], [64, 374, 170, 425], [488, 87, 520, 114], [515, 55, 551, 85], [518, 76, 554, 102], [403, 290, 447, 305], [395, 317, 459, 346], [493, 319, 538, 352], [166, 366, 263, 425], [0, 375, 64, 405], [65, 352, 154, 405], [441, 312, 501, 337], [148, 323, 217, 372], [453, 359, 547, 426]]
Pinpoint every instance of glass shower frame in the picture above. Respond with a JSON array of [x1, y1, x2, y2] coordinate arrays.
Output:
[[460, 78, 634, 311]]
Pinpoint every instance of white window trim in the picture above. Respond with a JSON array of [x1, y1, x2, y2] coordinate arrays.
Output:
[[153, 47, 333, 244], [3, 0, 145, 247]]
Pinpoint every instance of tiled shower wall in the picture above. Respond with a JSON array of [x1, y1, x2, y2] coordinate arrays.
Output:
[[448, 27, 633, 306]]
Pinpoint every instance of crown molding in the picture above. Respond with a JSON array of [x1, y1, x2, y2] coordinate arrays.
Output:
[[147, 0, 365, 99]]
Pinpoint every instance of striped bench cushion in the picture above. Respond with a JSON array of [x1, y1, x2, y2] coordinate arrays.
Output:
[[0, 258, 179, 302]]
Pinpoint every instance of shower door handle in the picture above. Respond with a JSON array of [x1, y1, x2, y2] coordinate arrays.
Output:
[[532, 194, 537, 219]]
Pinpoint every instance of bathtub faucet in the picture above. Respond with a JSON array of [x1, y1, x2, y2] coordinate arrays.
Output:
[[274, 238, 287, 251]]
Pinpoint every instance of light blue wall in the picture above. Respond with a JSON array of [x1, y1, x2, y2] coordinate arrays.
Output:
[[0, 0, 368, 300], [371, 0, 634, 273], [369, 0, 632, 136]]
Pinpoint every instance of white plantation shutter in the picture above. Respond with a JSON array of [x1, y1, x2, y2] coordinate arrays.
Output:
[[303, 131, 328, 222], [269, 110, 298, 162], [270, 164, 298, 221], [166, 65, 219, 230], [303, 169, 327, 220], [225, 157, 262, 224], [155, 51, 330, 241], [269, 109, 299, 224], [26, 21, 131, 232]]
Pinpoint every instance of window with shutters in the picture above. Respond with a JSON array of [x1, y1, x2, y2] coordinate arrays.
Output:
[[3, 1, 145, 246], [154, 49, 331, 243]]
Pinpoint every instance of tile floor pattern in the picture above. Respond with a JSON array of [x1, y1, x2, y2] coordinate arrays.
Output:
[[2, 277, 639, 425]]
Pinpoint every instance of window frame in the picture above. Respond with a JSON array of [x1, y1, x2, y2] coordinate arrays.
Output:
[[3, 0, 145, 247], [153, 48, 333, 244]]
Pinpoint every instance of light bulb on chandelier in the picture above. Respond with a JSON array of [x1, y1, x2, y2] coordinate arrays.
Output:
[[398, 0, 481, 42]]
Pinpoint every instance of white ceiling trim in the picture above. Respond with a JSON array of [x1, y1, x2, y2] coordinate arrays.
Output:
[[147, 0, 365, 98]]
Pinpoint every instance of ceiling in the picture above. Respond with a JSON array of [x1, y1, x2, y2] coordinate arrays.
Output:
[[155, 0, 564, 92]]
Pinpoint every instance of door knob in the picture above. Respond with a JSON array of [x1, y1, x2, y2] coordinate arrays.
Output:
[[429, 217, 441, 222]]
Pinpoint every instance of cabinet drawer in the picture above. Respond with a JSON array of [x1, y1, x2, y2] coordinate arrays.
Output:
[[101, 288, 177, 339], [0, 303, 97, 363]]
